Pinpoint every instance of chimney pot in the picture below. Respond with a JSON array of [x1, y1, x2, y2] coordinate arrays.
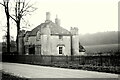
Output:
[[55, 15, 60, 26], [46, 12, 50, 21]]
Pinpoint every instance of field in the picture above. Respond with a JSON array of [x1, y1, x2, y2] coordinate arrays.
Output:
[[84, 44, 119, 54]]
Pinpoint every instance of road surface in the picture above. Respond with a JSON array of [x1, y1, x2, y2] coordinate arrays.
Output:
[[2, 62, 119, 78]]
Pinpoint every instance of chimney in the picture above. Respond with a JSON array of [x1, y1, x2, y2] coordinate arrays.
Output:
[[55, 15, 60, 26], [70, 27, 78, 35], [46, 12, 50, 21]]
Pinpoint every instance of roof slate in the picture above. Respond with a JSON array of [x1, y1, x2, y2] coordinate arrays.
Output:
[[27, 21, 71, 36]]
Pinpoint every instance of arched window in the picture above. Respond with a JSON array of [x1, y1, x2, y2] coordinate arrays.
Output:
[[36, 31, 41, 41], [59, 46, 63, 54], [57, 44, 65, 55]]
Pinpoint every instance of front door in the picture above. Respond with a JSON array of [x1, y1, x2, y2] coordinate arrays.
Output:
[[29, 46, 35, 55]]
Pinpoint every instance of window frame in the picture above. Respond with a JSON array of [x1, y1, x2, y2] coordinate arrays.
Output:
[[59, 46, 63, 54]]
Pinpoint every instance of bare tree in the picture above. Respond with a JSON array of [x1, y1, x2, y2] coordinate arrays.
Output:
[[1, 0, 37, 54], [0, 0, 10, 54], [10, 0, 37, 53]]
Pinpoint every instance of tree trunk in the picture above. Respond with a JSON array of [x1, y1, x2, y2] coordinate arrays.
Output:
[[5, 2, 10, 54], [16, 20, 20, 54], [6, 13, 10, 54]]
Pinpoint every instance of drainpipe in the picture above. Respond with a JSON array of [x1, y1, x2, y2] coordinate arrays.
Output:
[[70, 34, 73, 61]]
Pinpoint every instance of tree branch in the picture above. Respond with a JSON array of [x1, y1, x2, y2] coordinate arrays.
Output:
[[0, 2, 5, 7], [9, 15, 17, 22]]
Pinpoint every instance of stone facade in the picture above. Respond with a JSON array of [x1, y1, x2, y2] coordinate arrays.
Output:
[[18, 12, 85, 56]]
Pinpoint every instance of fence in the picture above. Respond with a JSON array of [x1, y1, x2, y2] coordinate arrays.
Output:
[[2, 54, 120, 74]]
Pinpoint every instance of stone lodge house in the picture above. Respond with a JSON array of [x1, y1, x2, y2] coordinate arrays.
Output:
[[18, 12, 85, 56]]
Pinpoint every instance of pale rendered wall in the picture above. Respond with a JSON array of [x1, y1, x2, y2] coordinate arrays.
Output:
[[24, 34, 71, 55], [18, 36, 24, 55], [41, 35, 51, 55], [29, 36, 36, 45], [72, 35, 79, 55], [40, 25, 51, 55], [50, 35, 71, 56]]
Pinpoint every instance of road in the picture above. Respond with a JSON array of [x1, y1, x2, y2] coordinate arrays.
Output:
[[2, 62, 119, 78]]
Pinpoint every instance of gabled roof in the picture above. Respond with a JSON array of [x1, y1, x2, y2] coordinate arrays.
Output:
[[49, 21, 71, 35], [29, 23, 45, 36], [28, 21, 71, 36], [25, 31, 32, 36]]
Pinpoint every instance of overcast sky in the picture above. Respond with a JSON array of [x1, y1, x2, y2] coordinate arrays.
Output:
[[0, 0, 119, 42]]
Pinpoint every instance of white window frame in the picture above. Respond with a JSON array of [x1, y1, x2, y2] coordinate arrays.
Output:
[[57, 46, 65, 55]]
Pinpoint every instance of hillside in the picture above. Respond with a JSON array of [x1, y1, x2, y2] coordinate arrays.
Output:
[[79, 31, 119, 46]]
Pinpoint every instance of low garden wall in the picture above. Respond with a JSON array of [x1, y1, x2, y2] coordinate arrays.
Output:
[[2, 54, 120, 74]]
